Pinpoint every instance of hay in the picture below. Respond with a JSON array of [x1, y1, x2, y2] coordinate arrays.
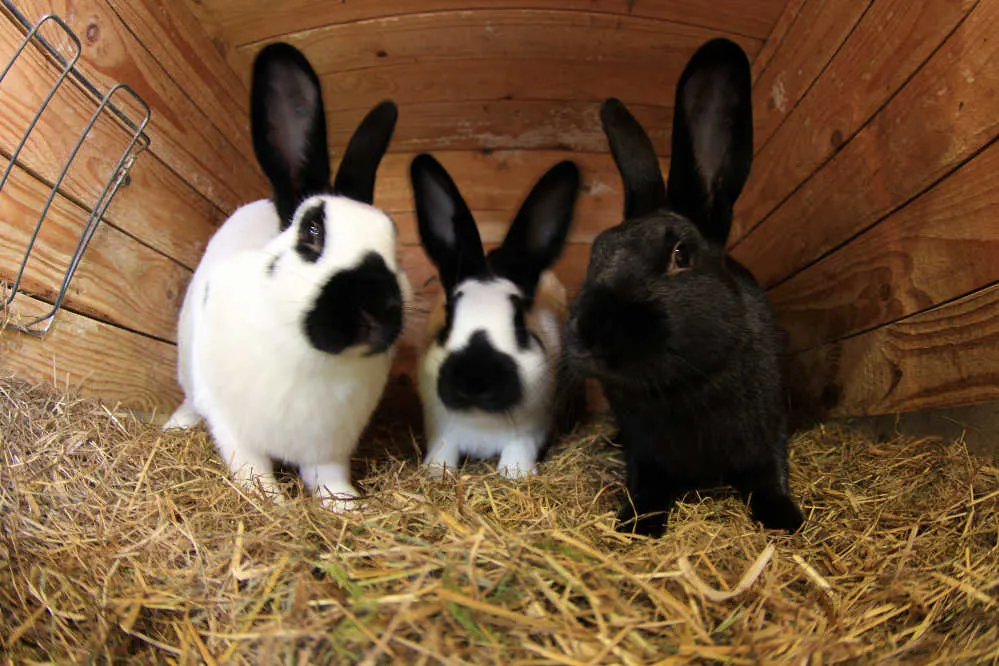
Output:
[[1, 376, 997, 665]]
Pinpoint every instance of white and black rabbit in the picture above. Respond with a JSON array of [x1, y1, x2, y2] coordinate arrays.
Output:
[[164, 43, 409, 509], [411, 153, 580, 478], [565, 39, 804, 535]]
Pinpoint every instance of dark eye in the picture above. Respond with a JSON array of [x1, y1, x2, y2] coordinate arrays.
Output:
[[669, 241, 693, 274], [295, 207, 326, 263]]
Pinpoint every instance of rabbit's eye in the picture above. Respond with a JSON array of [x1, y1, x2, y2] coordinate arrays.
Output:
[[669, 242, 693, 274], [296, 206, 326, 262]]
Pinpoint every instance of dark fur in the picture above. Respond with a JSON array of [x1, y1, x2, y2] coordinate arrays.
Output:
[[250, 43, 402, 356], [565, 39, 803, 536]]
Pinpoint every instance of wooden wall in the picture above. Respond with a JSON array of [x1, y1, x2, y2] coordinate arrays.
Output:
[[729, 0, 999, 418], [0, 0, 267, 414], [6, 0, 997, 422]]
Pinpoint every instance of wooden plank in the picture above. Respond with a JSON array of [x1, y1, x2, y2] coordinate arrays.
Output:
[[0, 161, 189, 343], [749, 0, 870, 157], [328, 101, 672, 156], [104, 0, 253, 162], [364, 150, 669, 244], [771, 136, 999, 353], [751, 0, 807, 80], [0, 17, 225, 270], [319, 58, 683, 113], [794, 282, 999, 417], [732, 0, 999, 289], [234, 10, 762, 78], [736, 0, 975, 242], [14, 0, 268, 213], [1, 294, 180, 413], [200, 0, 787, 49]]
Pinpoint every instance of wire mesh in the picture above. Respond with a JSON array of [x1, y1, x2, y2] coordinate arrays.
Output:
[[0, 0, 150, 335]]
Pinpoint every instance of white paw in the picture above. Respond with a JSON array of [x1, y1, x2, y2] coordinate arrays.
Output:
[[163, 403, 200, 430], [498, 462, 537, 479], [315, 484, 363, 512]]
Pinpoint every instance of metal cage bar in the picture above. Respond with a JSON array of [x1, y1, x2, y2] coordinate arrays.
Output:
[[0, 0, 151, 335]]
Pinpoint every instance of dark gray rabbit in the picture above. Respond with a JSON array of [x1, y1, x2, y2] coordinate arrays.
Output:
[[564, 38, 804, 536]]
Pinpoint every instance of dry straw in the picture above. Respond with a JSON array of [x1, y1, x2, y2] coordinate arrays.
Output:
[[1, 375, 997, 664]]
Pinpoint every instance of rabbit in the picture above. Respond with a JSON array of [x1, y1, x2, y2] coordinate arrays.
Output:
[[163, 43, 409, 509], [410, 153, 581, 478], [564, 38, 804, 536]]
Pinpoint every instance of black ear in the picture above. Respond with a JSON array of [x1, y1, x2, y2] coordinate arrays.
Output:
[[251, 43, 331, 229], [333, 100, 398, 204], [600, 98, 666, 220], [667, 38, 753, 246], [411, 153, 487, 293], [489, 161, 580, 301]]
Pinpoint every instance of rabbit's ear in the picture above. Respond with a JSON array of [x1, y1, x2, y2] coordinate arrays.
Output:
[[489, 161, 580, 301], [411, 154, 487, 292], [600, 98, 666, 220], [667, 38, 753, 246], [251, 43, 330, 229], [333, 101, 398, 205]]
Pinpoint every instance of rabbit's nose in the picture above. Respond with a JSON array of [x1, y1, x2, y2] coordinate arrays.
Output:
[[437, 331, 522, 413]]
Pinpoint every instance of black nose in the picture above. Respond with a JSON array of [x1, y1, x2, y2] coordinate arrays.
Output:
[[438, 331, 522, 413], [575, 287, 665, 366]]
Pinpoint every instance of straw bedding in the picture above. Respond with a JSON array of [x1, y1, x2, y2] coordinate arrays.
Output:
[[1, 375, 997, 665]]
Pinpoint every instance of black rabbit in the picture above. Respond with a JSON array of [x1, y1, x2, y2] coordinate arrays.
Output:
[[564, 38, 804, 536]]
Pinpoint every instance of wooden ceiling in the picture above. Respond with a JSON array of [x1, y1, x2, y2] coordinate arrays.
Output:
[[183, 0, 788, 157]]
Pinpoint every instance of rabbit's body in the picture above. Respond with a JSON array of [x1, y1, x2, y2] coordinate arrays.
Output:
[[566, 39, 803, 535], [167, 200, 282, 430], [410, 154, 580, 478], [419, 271, 567, 475], [163, 43, 405, 508]]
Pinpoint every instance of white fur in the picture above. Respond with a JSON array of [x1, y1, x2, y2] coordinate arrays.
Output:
[[419, 274, 563, 478], [165, 196, 409, 508]]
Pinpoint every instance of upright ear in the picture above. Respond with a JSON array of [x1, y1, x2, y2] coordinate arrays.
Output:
[[251, 43, 331, 229], [333, 100, 398, 204], [666, 38, 753, 246], [600, 98, 666, 220], [411, 154, 487, 293], [489, 161, 580, 301]]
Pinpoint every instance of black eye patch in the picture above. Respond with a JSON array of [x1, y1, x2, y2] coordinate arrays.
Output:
[[510, 294, 531, 351], [296, 204, 326, 263]]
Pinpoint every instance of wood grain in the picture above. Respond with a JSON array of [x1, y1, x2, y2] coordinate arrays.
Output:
[[362, 150, 668, 244], [749, 0, 870, 155], [1, 293, 181, 413], [735, 0, 974, 243], [13, 0, 268, 213], [104, 0, 253, 162], [794, 282, 999, 416], [771, 136, 999, 353], [732, 0, 999, 289], [234, 10, 760, 76], [328, 101, 672, 156], [0, 161, 189, 343], [199, 0, 786, 49], [751, 0, 807, 80], [0, 17, 225, 270], [319, 58, 681, 113]]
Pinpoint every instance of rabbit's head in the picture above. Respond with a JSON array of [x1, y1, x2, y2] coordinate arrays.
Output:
[[412, 154, 580, 414], [566, 39, 756, 386], [251, 43, 405, 355]]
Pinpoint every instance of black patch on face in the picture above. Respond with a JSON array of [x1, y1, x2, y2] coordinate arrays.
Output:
[[303, 252, 403, 354], [437, 330, 522, 413], [510, 294, 531, 351], [295, 205, 326, 263]]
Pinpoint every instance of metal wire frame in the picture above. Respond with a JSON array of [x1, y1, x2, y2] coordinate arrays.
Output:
[[0, 0, 151, 335]]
